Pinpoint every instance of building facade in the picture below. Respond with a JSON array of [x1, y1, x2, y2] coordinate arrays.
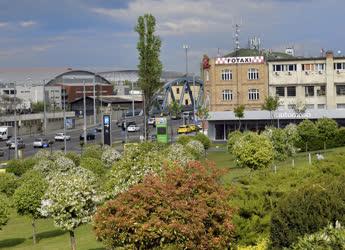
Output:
[[268, 51, 345, 110], [203, 55, 268, 111]]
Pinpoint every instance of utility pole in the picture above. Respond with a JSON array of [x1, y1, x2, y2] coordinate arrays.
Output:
[[43, 79, 46, 135], [63, 86, 67, 154], [193, 74, 196, 122], [83, 80, 87, 145], [183, 44, 189, 76], [93, 73, 97, 126], [14, 82, 18, 159]]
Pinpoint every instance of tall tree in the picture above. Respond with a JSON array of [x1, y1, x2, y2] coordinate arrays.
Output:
[[135, 14, 162, 139], [196, 105, 209, 133], [168, 100, 182, 119], [234, 105, 245, 130], [262, 96, 280, 126]]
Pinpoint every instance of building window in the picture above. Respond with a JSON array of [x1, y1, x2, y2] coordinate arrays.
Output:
[[248, 68, 259, 80], [286, 86, 296, 97], [222, 90, 233, 101], [221, 69, 232, 80], [305, 104, 314, 109], [273, 64, 297, 72], [318, 104, 326, 109], [302, 63, 325, 71], [185, 99, 189, 105], [248, 89, 259, 100], [176, 88, 180, 94], [337, 103, 345, 109], [305, 86, 314, 97], [276, 87, 285, 97], [317, 86, 326, 96], [336, 85, 345, 95], [334, 63, 345, 70]]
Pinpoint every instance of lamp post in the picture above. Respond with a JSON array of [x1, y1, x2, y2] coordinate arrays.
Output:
[[93, 73, 97, 126], [131, 81, 135, 117], [182, 44, 190, 76], [193, 74, 196, 122], [63, 86, 67, 154], [83, 80, 87, 145]]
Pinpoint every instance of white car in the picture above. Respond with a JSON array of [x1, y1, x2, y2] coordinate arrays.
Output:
[[33, 138, 50, 148], [148, 117, 156, 126], [54, 133, 71, 141], [127, 124, 140, 132]]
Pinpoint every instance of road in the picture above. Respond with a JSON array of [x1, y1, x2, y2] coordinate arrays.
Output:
[[0, 118, 184, 160]]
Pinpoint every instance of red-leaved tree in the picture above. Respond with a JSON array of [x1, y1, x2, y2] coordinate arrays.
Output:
[[93, 161, 234, 249]]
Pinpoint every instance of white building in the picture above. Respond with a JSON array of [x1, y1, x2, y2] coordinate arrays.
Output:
[[268, 51, 345, 110]]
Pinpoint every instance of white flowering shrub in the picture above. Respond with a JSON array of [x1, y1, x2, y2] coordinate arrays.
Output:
[[185, 140, 205, 160], [54, 156, 76, 172], [50, 151, 65, 161], [165, 143, 194, 167], [33, 159, 56, 177], [33, 150, 51, 160], [40, 169, 101, 231], [101, 147, 122, 168]]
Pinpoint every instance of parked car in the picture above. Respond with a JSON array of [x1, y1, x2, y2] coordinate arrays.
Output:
[[127, 124, 140, 132], [150, 134, 157, 141], [95, 125, 102, 132], [187, 124, 199, 132], [54, 132, 71, 141], [79, 131, 96, 141], [177, 125, 192, 134], [10, 139, 25, 149], [6, 137, 23, 147], [33, 138, 50, 148]]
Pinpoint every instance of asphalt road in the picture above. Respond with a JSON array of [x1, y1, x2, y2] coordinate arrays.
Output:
[[0, 118, 184, 160]]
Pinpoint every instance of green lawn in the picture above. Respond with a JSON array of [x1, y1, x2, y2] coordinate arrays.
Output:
[[0, 211, 104, 250]]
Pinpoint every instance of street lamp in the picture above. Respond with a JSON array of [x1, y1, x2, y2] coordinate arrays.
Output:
[[63, 86, 67, 154], [43, 79, 47, 136], [93, 73, 97, 126], [13, 82, 18, 159], [182, 44, 190, 76], [83, 80, 87, 145]]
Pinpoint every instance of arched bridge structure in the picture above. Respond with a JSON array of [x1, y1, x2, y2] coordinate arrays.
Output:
[[155, 76, 204, 113]]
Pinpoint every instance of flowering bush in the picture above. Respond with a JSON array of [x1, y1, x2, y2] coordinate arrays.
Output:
[[101, 147, 121, 168], [165, 143, 193, 167], [33, 159, 56, 177], [94, 161, 234, 249], [80, 157, 106, 177], [227, 130, 242, 153], [0, 172, 19, 197], [65, 152, 81, 166], [33, 149, 51, 160], [232, 132, 274, 170], [83, 144, 103, 160], [185, 140, 205, 159], [40, 168, 102, 250]]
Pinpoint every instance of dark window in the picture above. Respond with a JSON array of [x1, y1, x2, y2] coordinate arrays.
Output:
[[288, 64, 297, 71], [336, 85, 345, 95], [215, 124, 225, 140], [317, 86, 326, 96], [157, 127, 166, 135], [287, 86, 296, 97], [176, 88, 180, 94], [305, 86, 314, 97], [185, 99, 189, 105], [276, 87, 285, 97]]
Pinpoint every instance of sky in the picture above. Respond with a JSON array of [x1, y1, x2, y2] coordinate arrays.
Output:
[[0, 0, 344, 74]]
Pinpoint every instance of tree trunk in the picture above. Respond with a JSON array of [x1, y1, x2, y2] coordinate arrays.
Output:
[[238, 119, 241, 131], [32, 218, 37, 244], [69, 230, 76, 250]]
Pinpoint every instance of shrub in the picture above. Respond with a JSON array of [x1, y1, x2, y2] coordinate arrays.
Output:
[[296, 119, 321, 151], [6, 158, 37, 176], [232, 132, 274, 170], [194, 132, 211, 150], [94, 161, 234, 249], [227, 130, 242, 153], [65, 152, 81, 166], [270, 183, 345, 249], [165, 143, 194, 166], [83, 144, 102, 160], [185, 140, 205, 159], [80, 157, 106, 177], [0, 172, 19, 197], [176, 134, 192, 145], [292, 222, 345, 250], [0, 194, 9, 230], [335, 127, 345, 147], [316, 118, 338, 148], [101, 147, 121, 168]]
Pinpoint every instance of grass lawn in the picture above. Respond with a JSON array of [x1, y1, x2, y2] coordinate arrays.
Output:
[[0, 210, 104, 250]]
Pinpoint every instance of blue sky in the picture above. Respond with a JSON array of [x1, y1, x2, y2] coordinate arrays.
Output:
[[0, 0, 344, 74]]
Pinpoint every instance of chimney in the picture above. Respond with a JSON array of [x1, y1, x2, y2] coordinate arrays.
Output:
[[326, 50, 333, 59]]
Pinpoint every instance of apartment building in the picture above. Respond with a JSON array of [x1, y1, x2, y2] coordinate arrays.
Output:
[[268, 51, 345, 110], [203, 52, 268, 111]]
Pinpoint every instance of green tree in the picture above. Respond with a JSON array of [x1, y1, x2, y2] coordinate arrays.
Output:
[[227, 130, 242, 154], [0, 172, 19, 197], [315, 118, 338, 149], [13, 170, 48, 244], [31, 101, 44, 113], [0, 195, 9, 230], [262, 95, 280, 126], [234, 105, 245, 130], [297, 119, 318, 151], [40, 169, 101, 250], [196, 105, 209, 133], [168, 100, 182, 119], [94, 161, 234, 249], [232, 132, 274, 170], [135, 14, 162, 139]]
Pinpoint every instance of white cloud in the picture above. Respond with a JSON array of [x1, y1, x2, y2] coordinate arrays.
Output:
[[19, 20, 37, 28], [32, 44, 55, 52], [0, 22, 9, 28]]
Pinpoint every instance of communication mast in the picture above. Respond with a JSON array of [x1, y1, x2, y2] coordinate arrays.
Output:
[[233, 24, 241, 51]]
